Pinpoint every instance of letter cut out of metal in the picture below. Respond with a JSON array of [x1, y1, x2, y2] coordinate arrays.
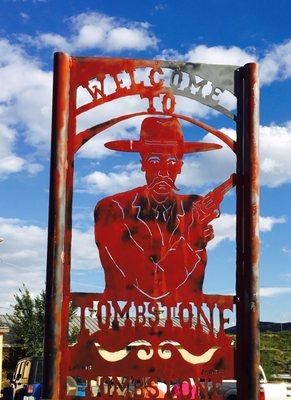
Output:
[[43, 55, 260, 400]]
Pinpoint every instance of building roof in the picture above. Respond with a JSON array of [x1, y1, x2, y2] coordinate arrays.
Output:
[[0, 315, 12, 345], [0, 314, 9, 327]]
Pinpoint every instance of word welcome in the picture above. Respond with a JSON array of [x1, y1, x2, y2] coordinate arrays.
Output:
[[78, 65, 225, 115]]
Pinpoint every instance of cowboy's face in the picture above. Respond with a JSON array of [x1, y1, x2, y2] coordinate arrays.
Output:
[[141, 152, 183, 195]]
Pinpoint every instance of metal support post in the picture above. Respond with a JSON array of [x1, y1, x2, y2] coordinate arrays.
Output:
[[236, 63, 260, 400], [43, 52, 71, 400]]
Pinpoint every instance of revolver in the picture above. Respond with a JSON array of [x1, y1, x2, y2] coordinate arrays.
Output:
[[192, 173, 236, 225]]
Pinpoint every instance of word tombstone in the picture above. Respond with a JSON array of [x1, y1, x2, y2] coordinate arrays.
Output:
[[43, 54, 260, 400]]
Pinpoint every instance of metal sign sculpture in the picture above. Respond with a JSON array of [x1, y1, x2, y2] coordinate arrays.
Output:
[[43, 55, 260, 399]]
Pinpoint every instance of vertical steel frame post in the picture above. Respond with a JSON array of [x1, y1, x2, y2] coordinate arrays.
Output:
[[43, 53, 71, 400], [236, 63, 260, 400]]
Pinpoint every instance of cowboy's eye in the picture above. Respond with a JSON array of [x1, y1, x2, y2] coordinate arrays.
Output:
[[167, 157, 177, 165], [148, 156, 160, 164]]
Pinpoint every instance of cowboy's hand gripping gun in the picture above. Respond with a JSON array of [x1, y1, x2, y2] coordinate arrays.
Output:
[[192, 173, 236, 226]]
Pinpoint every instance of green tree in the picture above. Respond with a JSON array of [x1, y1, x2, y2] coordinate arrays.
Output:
[[8, 285, 45, 356], [7, 285, 78, 357]]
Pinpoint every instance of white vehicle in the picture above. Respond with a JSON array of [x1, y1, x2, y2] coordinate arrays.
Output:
[[216, 365, 291, 399]]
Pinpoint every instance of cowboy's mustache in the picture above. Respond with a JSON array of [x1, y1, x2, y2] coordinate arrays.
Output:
[[147, 175, 179, 191]]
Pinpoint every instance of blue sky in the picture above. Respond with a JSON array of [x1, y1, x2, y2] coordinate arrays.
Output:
[[0, 0, 291, 324]]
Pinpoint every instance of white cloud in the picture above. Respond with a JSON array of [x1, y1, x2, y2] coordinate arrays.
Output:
[[158, 45, 256, 75], [260, 124, 291, 187], [260, 216, 286, 231], [0, 217, 47, 309], [0, 122, 43, 179], [158, 48, 185, 61], [158, 45, 256, 66], [260, 40, 291, 84], [174, 95, 220, 119], [208, 214, 286, 250], [106, 27, 155, 52], [0, 217, 100, 310], [186, 45, 256, 66], [20, 12, 30, 20], [24, 12, 158, 53], [35, 33, 68, 49], [260, 287, 291, 297], [81, 163, 144, 194], [154, 3, 167, 11], [160, 40, 291, 86], [282, 247, 291, 254], [208, 214, 236, 249], [0, 38, 51, 179], [0, 124, 25, 177], [25, 162, 44, 175], [77, 130, 128, 160], [179, 123, 291, 189], [178, 129, 236, 190], [0, 38, 52, 161], [71, 228, 99, 270]]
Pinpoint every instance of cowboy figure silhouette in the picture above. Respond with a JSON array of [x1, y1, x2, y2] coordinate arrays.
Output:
[[94, 116, 231, 301]]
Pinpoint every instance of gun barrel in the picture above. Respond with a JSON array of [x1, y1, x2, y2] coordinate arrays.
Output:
[[210, 173, 236, 198]]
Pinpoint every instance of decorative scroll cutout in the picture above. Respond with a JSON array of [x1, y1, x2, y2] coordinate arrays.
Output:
[[95, 340, 220, 364], [95, 341, 154, 362], [157, 342, 220, 364]]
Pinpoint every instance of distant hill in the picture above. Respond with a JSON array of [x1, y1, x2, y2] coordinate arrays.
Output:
[[225, 321, 291, 334], [260, 331, 291, 378], [224, 324, 291, 377]]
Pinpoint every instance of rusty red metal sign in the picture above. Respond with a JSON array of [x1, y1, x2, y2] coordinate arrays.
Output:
[[43, 55, 260, 399]]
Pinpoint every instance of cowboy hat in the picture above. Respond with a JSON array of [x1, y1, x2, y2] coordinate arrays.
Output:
[[104, 117, 222, 154]]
